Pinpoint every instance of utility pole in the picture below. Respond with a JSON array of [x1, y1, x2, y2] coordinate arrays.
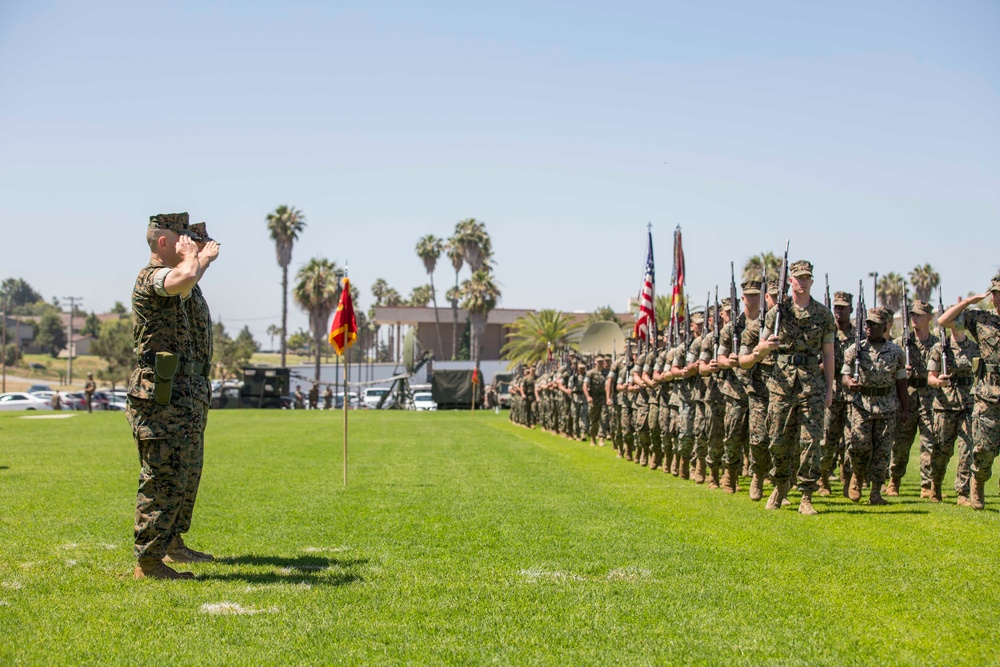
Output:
[[63, 296, 82, 385]]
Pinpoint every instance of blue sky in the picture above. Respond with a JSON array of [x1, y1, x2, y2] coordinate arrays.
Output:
[[1, 0, 997, 345]]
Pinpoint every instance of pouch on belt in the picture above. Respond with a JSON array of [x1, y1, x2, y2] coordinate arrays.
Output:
[[153, 352, 179, 406]]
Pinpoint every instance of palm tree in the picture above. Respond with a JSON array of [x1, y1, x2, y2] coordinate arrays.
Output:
[[292, 257, 342, 381], [742, 252, 782, 283], [501, 309, 583, 367], [877, 272, 905, 313], [445, 239, 464, 359], [453, 218, 493, 272], [909, 264, 940, 302], [266, 205, 307, 368], [461, 268, 501, 369], [266, 324, 281, 352], [584, 305, 625, 328], [416, 234, 445, 358], [409, 284, 434, 307]]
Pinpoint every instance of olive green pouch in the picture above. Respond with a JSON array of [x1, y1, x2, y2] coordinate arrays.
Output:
[[153, 352, 180, 406]]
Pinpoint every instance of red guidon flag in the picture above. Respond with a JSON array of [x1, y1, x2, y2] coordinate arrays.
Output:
[[329, 277, 358, 355], [472, 368, 480, 385]]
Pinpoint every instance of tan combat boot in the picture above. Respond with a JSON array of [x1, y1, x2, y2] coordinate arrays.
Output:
[[842, 470, 853, 499], [919, 487, 933, 499], [728, 467, 741, 493], [165, 535, 214, 563], [885, 476, 900, 497], [670, 455, 680, 476], [848, 472, 863, 503], [766, 481, 790, 510], [749, 474, 764, 501], [135, 557, 194, 580], [929, 479, 942, 503], [869, 486, 890, 506], [817, 474, 832, 497], [664, 452, 674, 475], [798, 490, 818, 515], [956, 494, 972, 507], [680, 457, 691, 480], [721, 469, 733, 494], [971, 477, 986, 510], [708, 467, 721, 490], [693, 458, 706, 484]]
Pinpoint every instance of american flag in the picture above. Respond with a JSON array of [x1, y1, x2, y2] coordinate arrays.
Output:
[[634, 228, 655, 345]]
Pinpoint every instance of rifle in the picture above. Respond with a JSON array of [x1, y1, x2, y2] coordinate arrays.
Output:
[[938, 285, 948, 376], [730, 262, 739, 356], [713, 286, 720, 360], [773, 240, 790, 337], [758, 259, 767, 344], [824, 273, 831, 311], [854, 279, 865, 380], [684, 300, 691, 349], [901, 280, 912, 369]]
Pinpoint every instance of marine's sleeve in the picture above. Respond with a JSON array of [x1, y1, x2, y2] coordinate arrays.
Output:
[[152, 267, 173, 297], [762, 305, 776, 339], [718, 323, 733, 357], [927, 343, 942, 373], [699, 335, 713, 361], [892, 343, 908, 379], [964, 309, 982, 342], [822, 308, 835, 345], [841, 343, 856, 377]]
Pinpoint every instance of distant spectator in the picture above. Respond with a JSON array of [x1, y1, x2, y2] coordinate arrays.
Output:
[[308, 383, 319, 410], [323, 385, 333, 410], [294, 385, 305, 410], [84, 373, 96, 413], [51, 391, 62, 411]]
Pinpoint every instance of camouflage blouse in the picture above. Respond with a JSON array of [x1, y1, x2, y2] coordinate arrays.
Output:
[[927, 335, 979, 411], [841, 339, 907, 415], [739, 317, 771, 397], [763, 297, 836, 397], [717, 315, 748, 401], [963, 309, 1000, 404], [185, 284, 213, 407]]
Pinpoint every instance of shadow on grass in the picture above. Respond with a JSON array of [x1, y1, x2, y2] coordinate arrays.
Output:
[[0, 466, 9, 470], [195, 554, 370, 586], [820, 507, 932, 515]]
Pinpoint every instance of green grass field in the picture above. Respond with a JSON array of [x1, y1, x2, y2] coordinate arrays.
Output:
[[1, 409, 998, 666]]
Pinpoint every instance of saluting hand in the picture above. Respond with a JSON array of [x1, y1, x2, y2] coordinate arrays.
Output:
[[200, 240, 220, 263], [176, 234, 198, 257]]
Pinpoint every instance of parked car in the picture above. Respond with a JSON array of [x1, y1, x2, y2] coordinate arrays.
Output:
[[412, 391, 437, 411], [334, 392, 361, 409], [0, 392, 53, 411], [64, 391, 110, 411], [363, 387, 394, 409], [92, 390, 125, 411], [27, 384, 52, 394], [30, 390, 84, 410]]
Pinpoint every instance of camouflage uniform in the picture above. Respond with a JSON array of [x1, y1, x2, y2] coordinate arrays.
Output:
[[672, 320, 703, 477], [699, 325, 726, 484], [654, 346, 677, 473], [618, 351, 637, 460], [740, 315, 773, 486], [175, 282, 213, 538], [718, 306, 749, 488], [126, 213, 197, 561], [842, 315, 908, 496], [585, 363, 606, 442], [633, 348, 657, 466], [962, 306, 1000, 491], [763, 267, 836, 495], [891, 310, 939, 490], [606, 358, 624, 454], [522, 373, 536, 427], [820, 302, 854, 488], [927, 334, 978, 498]]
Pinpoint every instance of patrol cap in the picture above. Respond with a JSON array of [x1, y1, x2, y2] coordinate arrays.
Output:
[[833, 291, 853, 307], [741, 279, 761, 295], [910, 300, 932, 316], [789, 260, 813, 278], [766, 281, 780, 298], [148, 212, 190, 233], [690, 312, 705, 325], [189, 222, 215, 242], [987, 278, 1000, 294], [865, 308, 889, 325], [720, 297, 732, 310]]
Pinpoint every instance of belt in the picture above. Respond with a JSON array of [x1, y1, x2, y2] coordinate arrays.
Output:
[[952, 377, 974, 387], [138, 350, 213, 378], [908, 377, 928, 388], [776, 354, 819, 367], [858, 385, 894, 397]]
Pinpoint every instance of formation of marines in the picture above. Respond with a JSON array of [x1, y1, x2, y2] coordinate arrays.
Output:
[[510, 261, 1000, 515]]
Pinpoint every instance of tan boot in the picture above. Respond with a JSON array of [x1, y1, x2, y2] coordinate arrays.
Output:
[[680, 457, 690, 480], [929, 480, 942, 503], [869, 486, 890, 506], [670, 455, 680, 476], [135, 557, 194, 580], [885, 476, 900, 497], [817, 475, 831, 497], [798, 490, 818, 515], [957, 494, 972, 507], [920, 487, 933, 499], [842, 470, 853, 499], [848, 473, 863, 503], [693, 458, 706, 484], [766, 481, 789, 510], [721, 469, 734, 494], [708, 467, 721, 490], [749, 474, 764, 501], [971, 477, 986, 510], [165, 535, 214, 563]]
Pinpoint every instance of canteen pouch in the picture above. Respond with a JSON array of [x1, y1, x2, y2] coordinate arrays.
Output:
[[153, 352, 180, 406]]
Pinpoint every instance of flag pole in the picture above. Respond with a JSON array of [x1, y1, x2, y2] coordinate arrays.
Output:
[[343, 266, 349, 487]]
